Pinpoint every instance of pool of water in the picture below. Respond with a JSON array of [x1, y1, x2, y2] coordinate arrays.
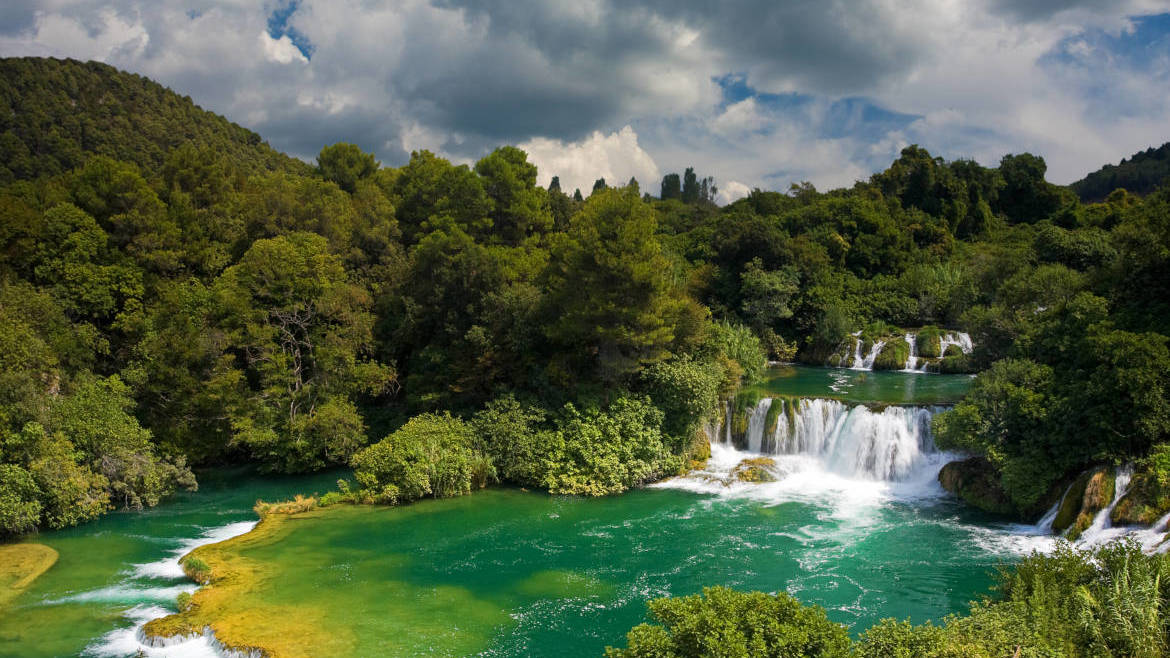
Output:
[[749, 364, 973, 405]]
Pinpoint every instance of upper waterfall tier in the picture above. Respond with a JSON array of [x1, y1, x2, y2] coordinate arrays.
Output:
[[831, 329, 974, 373]]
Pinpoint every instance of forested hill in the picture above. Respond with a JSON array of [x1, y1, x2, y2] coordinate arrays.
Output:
[[0, 57, 306, 183], [1, 57, 1168, 540], [1071, 141, 1170, 202]]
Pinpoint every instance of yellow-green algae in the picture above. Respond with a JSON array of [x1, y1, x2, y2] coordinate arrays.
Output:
[[144, 502, 541, 657], [0, 543, 58, 609]]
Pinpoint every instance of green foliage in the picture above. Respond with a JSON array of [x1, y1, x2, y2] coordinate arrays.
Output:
[[605, 586, 851, 657], [351, 413, 494, 503], [0, 464, 42, 536], [708, 320, 766, 386], [544, 188, 681, 384], [215, 232, 395, 472], [1073, 142, 1170, 202], [639, 356, 724, 447], [543, 397, 681, 496], [469, 396, 553, 488], [317, 143, 378, 193], [0, 58, 303, 184]]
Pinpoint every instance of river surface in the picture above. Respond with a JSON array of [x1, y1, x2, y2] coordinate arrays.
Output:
[[2, 366, 1061, 658]]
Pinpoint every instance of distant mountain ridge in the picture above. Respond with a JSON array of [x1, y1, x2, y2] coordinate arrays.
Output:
[[1071, 141, 1170, 203], [0, 57, 307, 183]]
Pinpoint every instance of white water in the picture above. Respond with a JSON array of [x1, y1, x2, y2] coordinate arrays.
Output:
[[677, 398, 1170, 557], [82, 521, 258, 658], [839, 330, 974, 373], [850, 340, 886, 370]]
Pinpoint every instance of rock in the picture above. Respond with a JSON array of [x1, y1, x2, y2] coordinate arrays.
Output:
[[731, 458, 777, 483], [1053, 467, 1115, 540], [938, 458, 1015, 516]]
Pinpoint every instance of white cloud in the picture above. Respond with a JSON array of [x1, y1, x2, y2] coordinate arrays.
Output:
[[520, 126, 660, 197], [260, 32, 307, 65], [717, 180, 753, 205], [0, 0, 1167, 191]]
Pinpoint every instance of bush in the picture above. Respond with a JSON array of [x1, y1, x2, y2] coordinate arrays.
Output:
[[0, 463, 43, 536], [873, 339, 909, 370], [182, 556, 211, 584], [543, 396, 681, 496], [605, 586, 851, 657], [470, 396, 556, 488], [640, 356, 724, 447], [351, 413, 495, 503]]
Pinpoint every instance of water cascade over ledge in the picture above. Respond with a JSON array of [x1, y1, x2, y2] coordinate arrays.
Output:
[[834, 330, 974, 373]]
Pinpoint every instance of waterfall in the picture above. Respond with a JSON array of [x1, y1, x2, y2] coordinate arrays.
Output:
[[730, 398, 937, 481], [836, 330, 974, 372], [901, 333, 926, 372], [940, 332, 973, 356], [851, 340, 886, 370], [745, 398, 772, 453], [1076, 465, 1135, 546]]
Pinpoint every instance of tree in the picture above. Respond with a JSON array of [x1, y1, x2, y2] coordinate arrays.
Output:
[[474, 146, 552, 244], [215, 232, 396, 472], [592, 178, 608, 194], [317, 142, 378, 193], [544, 188, 680, 384], [661, 173, 681, 200], [351, 412, 493, 502], [682, 167, 700, 204]]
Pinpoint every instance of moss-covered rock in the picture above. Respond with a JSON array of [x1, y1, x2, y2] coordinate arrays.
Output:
[[916, 327, 944, 358], [873, 339, 909, 371], [1052, 467, 1115, 540], [944, 344, 963, 358], [731, 458, 777, 483], [938, 353, 972, 374], [1112, 446, 1170, 526], [938, 458, 1015, 516]]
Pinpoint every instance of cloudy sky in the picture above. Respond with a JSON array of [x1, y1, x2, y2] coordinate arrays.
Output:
[[2, 1, 1169, 202]]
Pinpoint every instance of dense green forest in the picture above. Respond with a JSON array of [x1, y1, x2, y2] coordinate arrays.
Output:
[[1072, 141, 1170, 203], [1, 57, 1169, 540]]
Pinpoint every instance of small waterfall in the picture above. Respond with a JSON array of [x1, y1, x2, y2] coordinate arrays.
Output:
[[852, 340, 886, 370], [835, 330, 973, 372], [1077, 465, 1134, 546], [901, 333, 927, 372], [939, 331, 973, 355], [731, 398, 936, 481]]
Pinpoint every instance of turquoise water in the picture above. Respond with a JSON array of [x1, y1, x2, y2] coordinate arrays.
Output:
[[1, 367, 1050, 658], [751, 364, 973, 405]]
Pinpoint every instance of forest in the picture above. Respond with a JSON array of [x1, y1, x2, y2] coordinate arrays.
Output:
[[1, 57, 1169, 537]]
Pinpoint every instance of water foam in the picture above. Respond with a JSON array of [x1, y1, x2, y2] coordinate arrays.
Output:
[[77, 520, 259, 658]]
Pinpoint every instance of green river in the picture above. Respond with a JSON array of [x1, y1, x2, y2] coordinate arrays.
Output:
[[0, 366, 1060, 657]]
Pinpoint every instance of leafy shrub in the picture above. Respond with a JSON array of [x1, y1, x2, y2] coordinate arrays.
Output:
[[605, 586, 851, 657], [640, 356, 724, 447], [351, 412, 495, 503], [543, 397, 681, 496]]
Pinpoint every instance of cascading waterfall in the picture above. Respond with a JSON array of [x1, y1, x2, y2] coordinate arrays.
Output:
[[901, 333, 926, 372], [837, 330, 973, 373], [727, 397, 938, 481], [851, 340, 886, 370]]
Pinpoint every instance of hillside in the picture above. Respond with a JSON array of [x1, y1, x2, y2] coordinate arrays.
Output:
[[0, 57, 307, 183], [1072, 141, 1170, 202]]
